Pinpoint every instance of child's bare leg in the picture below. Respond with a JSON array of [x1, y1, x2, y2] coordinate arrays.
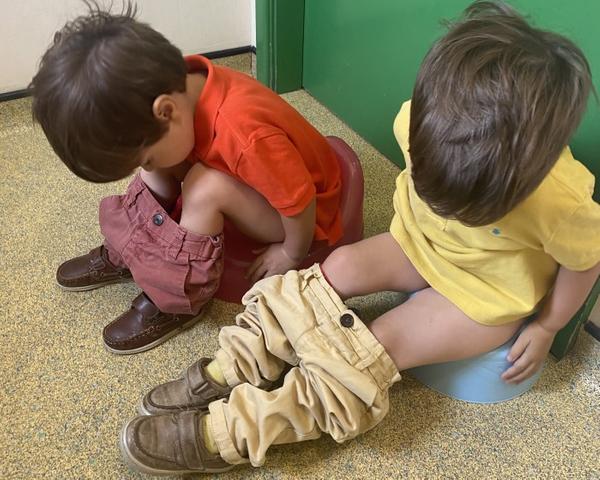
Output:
[[140, 161, 191, 209], [179, 163, 284, 242], [322, 233, 521, 369], [369, 287, 523, 370], [322, 232, 428, 298]]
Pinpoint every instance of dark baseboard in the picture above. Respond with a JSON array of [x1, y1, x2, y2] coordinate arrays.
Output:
[[0, 45, 256, 103], [0, 88, 31, 102], [202, 45, 256, 59]]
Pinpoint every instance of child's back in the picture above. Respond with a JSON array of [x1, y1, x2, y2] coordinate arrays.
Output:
[[184, 55, 342, 243]]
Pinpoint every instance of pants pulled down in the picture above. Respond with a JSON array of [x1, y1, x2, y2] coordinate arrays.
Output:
[[209, 265, 401, 466], [99, 174, 223, 314]]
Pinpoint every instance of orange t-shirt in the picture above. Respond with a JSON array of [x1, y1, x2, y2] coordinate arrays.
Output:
[[185, 55, 342, 245]]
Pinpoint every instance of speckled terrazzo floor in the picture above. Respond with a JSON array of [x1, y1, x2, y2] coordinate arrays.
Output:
[[1, 54, 599, 479]]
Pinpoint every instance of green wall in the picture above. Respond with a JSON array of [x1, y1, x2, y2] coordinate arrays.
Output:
[[303, 0, 600, 191]]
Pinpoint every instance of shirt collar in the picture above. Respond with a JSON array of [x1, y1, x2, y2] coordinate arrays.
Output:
[[185, 55, 226, 160]]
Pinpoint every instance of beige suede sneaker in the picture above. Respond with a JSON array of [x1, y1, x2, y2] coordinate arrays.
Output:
[[139, 357, 233, 415], [120, 411, 234, 475]]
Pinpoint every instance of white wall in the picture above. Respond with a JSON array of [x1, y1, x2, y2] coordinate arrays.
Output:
[[0, 0, 256, 94]]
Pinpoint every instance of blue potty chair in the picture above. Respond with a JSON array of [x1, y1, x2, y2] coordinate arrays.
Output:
[[408, 323, 542, 404]]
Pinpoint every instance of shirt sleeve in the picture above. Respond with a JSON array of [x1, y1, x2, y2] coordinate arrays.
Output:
[[544, 197, 600, 271], [393, 100, 412, 169], [236, 133, 316, 217]]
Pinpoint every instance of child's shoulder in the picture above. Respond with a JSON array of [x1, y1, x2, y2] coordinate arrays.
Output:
[[204, 65, 294, 146], [527, 148, 600, 270], [213, 63, 286, 115], [514, 146, 599, 242], [542, 146, 596, 204], [519, 146, 596, 224]]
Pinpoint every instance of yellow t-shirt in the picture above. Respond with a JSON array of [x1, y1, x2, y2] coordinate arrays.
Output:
[[390, 101, 600, 325]]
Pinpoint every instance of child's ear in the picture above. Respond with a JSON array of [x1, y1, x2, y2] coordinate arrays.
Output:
[[152, 95, 176, 121]]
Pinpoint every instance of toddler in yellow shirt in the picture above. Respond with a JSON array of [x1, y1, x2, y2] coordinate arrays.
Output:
[[120, 1, 600, 474], [325, 2, 600, 386]]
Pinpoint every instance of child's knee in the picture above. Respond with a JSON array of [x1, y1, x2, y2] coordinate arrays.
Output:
[[181, 164, 218, 206], [180, 166, 226, 236], [322, 244, 356, 281]]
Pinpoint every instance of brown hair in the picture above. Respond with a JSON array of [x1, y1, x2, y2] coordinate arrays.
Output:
[[409, 0, 593, 226], [30, 1, 187, 182]]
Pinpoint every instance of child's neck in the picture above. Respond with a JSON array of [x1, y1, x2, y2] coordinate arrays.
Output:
[[185, 71, 207, 110]]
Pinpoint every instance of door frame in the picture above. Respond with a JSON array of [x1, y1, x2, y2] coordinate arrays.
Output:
[[255, 0, 305, 93]]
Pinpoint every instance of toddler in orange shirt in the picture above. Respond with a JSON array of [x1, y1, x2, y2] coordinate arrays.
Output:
[[31, 2, 342, 354]]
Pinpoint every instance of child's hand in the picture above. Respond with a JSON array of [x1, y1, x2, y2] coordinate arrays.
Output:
[[246, 243, 300, 284], [501, 321, 555, 384]]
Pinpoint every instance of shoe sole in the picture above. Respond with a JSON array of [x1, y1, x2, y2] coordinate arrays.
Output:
[[119, 418, 234, 475], [57, 276, 134, 292], [104, 309, 207, 356], [138, 402, 153, 416]]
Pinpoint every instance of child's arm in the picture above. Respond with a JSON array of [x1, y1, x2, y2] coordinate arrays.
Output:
[[246, 198, 316, 283], [502, 261, 600, 384]]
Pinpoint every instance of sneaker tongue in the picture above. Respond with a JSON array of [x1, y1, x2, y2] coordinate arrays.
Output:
[[200, 414, 219, 454], [186, 359, 228, 396], [100, 245, 121, 269], [177, 411, 213, 469]]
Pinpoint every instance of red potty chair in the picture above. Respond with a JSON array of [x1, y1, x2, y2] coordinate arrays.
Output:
[[214, 136, 364, 303]]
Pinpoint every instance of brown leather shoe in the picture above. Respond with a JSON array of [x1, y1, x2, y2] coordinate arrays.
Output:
[[56, 245, 132, 291], [139, 358, 233, 415], [103, 293, 205, 355], [120, 411, 234, 475]]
